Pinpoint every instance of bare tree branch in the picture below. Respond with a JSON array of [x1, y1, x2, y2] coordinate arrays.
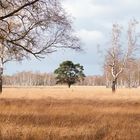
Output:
[[0, 0, 39, 20]]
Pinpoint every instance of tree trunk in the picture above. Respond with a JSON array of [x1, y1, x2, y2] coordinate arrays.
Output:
[[112, 79, 117, 93], [68, 83, 71, 88], [0, 67, 3, 93]]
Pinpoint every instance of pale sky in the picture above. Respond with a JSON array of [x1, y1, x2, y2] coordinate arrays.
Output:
[[5, 0, 140, 75]]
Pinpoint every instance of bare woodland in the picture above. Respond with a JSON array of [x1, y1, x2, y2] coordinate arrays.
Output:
[[3, 62, 140, 87], [0, 1, 140, 93], [2, 18, 140, 90]]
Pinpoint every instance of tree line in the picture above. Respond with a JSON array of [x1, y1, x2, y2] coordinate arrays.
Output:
[[3, 58, 140, 88], [3, 71, 103, 86], [3, 72, 56, 86]]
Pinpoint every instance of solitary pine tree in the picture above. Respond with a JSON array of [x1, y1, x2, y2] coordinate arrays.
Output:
[[54, 61, 85, 88]]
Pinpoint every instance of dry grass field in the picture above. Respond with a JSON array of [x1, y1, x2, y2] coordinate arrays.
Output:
[[0, 86, 140, 140]]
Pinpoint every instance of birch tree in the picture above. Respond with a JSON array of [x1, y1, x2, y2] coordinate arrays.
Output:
[[0, 0, 81, 93], [105, 20, 138, 92]]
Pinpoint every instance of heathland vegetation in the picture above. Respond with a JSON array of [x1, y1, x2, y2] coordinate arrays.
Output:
[[0, 87, 140, 140], [1, 0, 140, 139]]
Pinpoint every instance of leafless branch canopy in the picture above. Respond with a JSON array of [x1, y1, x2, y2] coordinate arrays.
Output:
[[105, 19, 138, 80], [0, 0, 81, 64]]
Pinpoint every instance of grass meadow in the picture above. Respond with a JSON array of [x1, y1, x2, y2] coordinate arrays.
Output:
[[0, 86, 140, 140]]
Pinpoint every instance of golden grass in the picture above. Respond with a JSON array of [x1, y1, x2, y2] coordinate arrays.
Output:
[[2, 86, 140, 101], [0, 86, 140, 139]]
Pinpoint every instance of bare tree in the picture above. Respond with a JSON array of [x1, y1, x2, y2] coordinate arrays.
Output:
[[104, 20, 138, 92], [0, 0, 81, 93]]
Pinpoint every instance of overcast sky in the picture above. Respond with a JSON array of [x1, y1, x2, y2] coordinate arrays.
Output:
[[5, 0, 140, 75]]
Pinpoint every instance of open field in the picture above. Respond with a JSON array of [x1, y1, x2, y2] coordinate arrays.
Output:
[[0, 86, 140, 139], [2, 86, 140, 100]]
